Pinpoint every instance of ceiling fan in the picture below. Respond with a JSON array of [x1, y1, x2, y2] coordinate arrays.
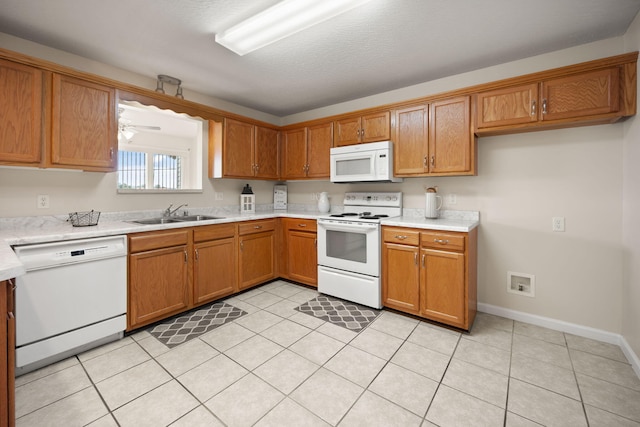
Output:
[[117, 108, 161, 142]]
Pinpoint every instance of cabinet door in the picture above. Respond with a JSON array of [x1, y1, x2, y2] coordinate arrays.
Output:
[[255, 126, 279, 179], [287, 230, 318, 286], [306, 122, 333, 178], [541, 68, 620, 121], [51, 74, 117, 171], [194, 237, 237, 304], [361, 111, 390, 143], [238, 231, 276, 290], [0, 59, 43, 166], [223, 118, 255, 177], [420, 249, 465, 328], [128, 245, 190, 329], [382, 243, 420, 314], [1, 280, 15, 427], [429, 96, 473, 174], [394, 105, 428, 175], [334, 116, 361, 146], [475, 83, 538, 129], [281, 128, 308, 178]]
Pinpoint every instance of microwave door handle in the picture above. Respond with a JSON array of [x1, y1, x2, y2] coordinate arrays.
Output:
[[319, 222, 375, 234]]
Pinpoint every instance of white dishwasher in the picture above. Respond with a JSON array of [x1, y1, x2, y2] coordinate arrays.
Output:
[[13, 235, 127, 375]]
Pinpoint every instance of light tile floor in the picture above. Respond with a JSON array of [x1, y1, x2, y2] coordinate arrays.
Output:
[[14, 280, 640, 426]]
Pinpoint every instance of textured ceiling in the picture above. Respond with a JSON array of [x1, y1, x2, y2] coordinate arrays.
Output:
[[1, 0, 639, 116]]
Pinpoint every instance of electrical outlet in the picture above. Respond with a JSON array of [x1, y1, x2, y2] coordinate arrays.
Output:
[[552, 217, 565, 232], [448, 193, 457, 205], [214, 192, 223, 200], [37, 195, 50, 209]]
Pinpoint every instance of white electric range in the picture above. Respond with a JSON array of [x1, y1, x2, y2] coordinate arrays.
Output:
[[317, 192, 402, 309]]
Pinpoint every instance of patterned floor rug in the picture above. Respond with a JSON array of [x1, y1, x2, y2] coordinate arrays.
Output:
[[295, 295, 381, 331], [148, 301, 247, 348]]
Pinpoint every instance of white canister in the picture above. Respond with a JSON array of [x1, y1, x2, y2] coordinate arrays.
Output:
[[425, 191, 442, 219], [317, 192, 330, 213]]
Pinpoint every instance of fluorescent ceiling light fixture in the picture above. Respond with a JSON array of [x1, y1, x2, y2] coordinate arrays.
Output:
[[215, 0, 372, 56]]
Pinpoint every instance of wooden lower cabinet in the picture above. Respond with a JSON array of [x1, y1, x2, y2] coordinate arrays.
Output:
[[1, 279, 15, 427], [281, 218, 317, 287], [127, 230, 191, 330], [193, 224, 238, 304], [238, 219, 277, 290], [382, 226, 477, 330]]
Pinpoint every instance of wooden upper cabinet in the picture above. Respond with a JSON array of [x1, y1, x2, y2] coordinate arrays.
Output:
[[254, 125, 279, 179], [306, 122, 333, 178], [429, 96, 474, 175], [0, 59, 43, 166], [475, 83, 538, 129], [222, 118, 279, 179], [394, 97, 474, 177], [50, 74, 117, 171], [281, 121, 332, 179], [475, 65, 628, 134], [281, 127, 308, 179], [541, 68, 620, 121], [335, 111, 390, 146], [394, 105, 428, 175], [223, 118, 255, 177]]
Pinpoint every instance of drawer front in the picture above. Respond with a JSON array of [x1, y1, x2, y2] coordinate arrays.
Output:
[[383, 227, 420, 245], [129, 229, 190, 253], [283, 218, 317, 232], [194, 223, 236, 242], [420, 231, 465, 251], [239, 219, 277, 235]]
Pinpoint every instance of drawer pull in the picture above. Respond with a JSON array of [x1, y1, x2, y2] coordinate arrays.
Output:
[[394, 235, 408, 240], [254, 225, 262, 229], [434, 238, 449, 244], [298, 224, 307, 227]]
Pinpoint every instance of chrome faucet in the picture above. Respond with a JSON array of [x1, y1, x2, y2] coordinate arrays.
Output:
[[164, 203, 188, 217]]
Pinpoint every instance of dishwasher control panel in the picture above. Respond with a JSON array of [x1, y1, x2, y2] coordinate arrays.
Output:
[[13, 235, 127, 270]]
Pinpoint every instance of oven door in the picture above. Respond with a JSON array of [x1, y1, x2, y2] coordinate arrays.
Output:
[[317, 219, 380, 277]]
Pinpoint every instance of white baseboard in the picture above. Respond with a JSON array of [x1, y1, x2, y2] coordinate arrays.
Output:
[[477, 302, 640, 378]]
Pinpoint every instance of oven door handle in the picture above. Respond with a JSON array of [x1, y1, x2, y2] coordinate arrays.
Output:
[[318, 222, 377, 234]]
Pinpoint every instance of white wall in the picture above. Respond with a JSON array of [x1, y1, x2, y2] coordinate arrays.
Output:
[[623, 14, 640, 358], [0, 32, 635, 335]]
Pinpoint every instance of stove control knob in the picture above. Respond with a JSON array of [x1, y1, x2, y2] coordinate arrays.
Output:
[[385, 196, 391, 201]]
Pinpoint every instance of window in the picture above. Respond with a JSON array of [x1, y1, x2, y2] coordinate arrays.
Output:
[[117, 101, 204, 193]]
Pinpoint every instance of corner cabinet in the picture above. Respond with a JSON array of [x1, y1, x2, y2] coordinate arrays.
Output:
[[127, 230, 191, 330], [238, 219, 277, 290], [281, 122, 333, 179], [334, 111, 390, 146], [382, 226, 477, 330], [393, 96, 476, 177], [281, 218, 317, 287], [1, 279, 15, 427], [475, 63, 635, 135], [216, 118, 279, 179], [0, 59, 43, 167]]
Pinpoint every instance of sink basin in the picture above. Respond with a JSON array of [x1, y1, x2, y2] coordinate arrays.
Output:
[[130, 217, 183, 225], [174, 215, 225, 221]]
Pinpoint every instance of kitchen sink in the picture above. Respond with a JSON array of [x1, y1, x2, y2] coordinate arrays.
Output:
[[131, 215, 224, 225], [173, 215, 225, 221], [130, 217, 183, 225]]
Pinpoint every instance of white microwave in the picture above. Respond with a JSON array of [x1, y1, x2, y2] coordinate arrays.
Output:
[[330, 140, 402, 183]]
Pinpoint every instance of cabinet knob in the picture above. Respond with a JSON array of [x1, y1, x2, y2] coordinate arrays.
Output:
[[423, 156, 428, 168], [531, 100, 537, 116], [430, 155, 435, 167], [195, 249, 199, 261], [421, 253, 425, 267], [542, 98, 548, 115], [184, 250, 188, 263], [414, 252, 418, 265]]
